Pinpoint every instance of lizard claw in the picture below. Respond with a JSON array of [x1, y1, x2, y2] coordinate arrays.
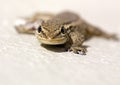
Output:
[[68, 46, 87, 55]]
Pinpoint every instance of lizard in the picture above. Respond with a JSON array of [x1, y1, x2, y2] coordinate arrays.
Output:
[[15, 11, 118, 55]]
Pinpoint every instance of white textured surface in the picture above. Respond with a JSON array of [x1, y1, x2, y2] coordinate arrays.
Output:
[[0, 0, 120, 85]]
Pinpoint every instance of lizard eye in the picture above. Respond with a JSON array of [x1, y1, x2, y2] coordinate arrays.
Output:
[[38, 26, 42, 33], [61, 26, 65, 34]]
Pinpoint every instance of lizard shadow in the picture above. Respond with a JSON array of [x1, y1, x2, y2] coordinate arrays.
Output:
[[41, 44, 66, 52], [41, 44, 89, 53]]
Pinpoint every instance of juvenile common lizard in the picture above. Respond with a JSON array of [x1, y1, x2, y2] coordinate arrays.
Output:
[[15, 11, 118, 55]]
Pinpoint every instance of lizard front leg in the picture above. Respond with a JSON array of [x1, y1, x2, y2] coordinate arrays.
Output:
[[66, 26, 87, 55], [15, 13, 54, 34], [15, 19, 42, 34]]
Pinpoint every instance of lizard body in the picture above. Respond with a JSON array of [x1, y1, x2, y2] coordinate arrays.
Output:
[[15, 11, 118, 54]]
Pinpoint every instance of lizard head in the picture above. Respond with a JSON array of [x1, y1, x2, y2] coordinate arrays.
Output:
[[35, 21, 68, 45]]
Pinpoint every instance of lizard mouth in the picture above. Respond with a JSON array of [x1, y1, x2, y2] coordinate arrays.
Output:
[[36, 35, 67, 45]]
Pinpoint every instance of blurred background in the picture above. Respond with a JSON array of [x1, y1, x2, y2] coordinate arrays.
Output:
[[0, 0, 120, 85], [0, 0, 120, 31]]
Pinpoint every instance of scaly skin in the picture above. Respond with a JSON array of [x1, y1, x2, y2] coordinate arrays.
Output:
[[15, 11, 118, 55]]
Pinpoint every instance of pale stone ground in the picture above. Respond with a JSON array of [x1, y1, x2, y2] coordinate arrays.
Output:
[[0, 0, 120, 85]]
